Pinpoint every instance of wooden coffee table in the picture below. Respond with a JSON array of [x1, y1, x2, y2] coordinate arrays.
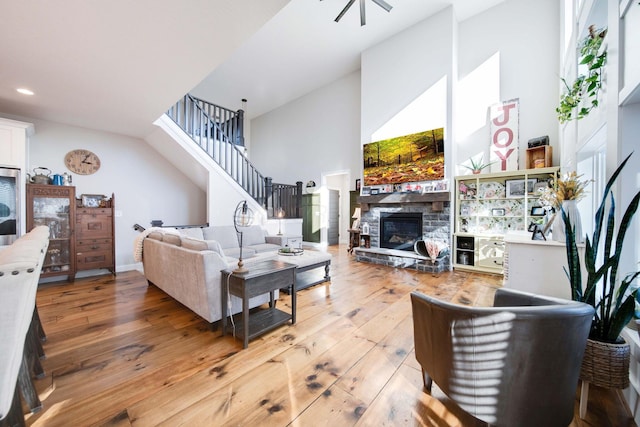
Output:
[[220, 260, 296, 348], [277, 250, 331, 292]]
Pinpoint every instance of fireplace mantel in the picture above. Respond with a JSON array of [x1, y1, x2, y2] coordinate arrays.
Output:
[[358, 192, 450, 212]]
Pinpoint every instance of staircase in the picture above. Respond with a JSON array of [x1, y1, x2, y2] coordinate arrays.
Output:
[[166, 94, 301, 218]]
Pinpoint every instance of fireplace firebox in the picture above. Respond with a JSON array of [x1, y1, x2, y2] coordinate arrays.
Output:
[[380, 212, 422, 251]]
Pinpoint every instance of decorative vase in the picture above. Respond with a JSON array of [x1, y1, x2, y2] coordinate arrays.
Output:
[[579, 338, 630, 390], [552, 200, 583, 243]]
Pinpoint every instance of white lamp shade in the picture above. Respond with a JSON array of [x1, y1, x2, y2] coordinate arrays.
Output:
[[352, 207, 361, 219]]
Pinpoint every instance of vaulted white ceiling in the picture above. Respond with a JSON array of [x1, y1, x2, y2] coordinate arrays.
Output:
[[0, 0, 503, 138]]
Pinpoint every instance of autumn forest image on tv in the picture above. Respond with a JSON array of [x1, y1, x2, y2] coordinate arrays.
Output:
[[363, 127, 444, 186]]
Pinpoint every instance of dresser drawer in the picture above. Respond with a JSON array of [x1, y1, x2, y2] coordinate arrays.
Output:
[[76, 250, 113, 270], [76, 238, 112, 252], [76, 207, 112, 215], [76, 214, 113, 239]]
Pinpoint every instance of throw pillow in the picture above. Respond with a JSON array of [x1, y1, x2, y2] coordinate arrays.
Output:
[[180, 237, 207, 251]]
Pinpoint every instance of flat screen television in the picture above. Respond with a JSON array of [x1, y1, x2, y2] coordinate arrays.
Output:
[[363, 127, 444, 186]]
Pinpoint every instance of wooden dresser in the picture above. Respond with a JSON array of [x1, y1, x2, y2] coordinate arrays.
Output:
[[75, 193, 115, 277]]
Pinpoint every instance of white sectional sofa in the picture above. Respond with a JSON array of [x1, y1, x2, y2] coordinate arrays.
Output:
[[139, 225, 284, 326]]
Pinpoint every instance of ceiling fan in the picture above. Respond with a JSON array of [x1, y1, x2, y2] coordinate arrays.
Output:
[[322, 0, 393, 26]]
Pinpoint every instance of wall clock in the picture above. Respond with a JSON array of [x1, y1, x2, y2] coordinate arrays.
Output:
[[65, 149, 101, 175]]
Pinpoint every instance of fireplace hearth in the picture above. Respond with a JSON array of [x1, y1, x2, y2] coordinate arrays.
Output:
[[380, 212, 422, 251]]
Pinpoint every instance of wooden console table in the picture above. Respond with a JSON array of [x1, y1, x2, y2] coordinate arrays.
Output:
[[347, 228, 360, 254], [221, 260, 296, 348]]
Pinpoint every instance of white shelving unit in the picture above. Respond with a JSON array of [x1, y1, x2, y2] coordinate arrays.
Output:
[[453, 167, 559, 275]]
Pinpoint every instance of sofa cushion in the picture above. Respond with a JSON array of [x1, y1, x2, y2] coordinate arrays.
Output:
[[180, 237, 207, 251], [180, 237, 225, 257], [147, 231, 163, 241], [224, 247, 257, 259], [205, 226, 239, 250], [250, 243, 281, 254], [178, 227, 205, 240], [242, 225, 267, 246]]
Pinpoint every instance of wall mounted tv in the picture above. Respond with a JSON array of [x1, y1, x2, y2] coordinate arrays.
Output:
[[363, 127, 444, 186]]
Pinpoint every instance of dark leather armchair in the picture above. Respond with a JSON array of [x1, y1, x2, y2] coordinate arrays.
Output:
[[411, 288, 594, 427]]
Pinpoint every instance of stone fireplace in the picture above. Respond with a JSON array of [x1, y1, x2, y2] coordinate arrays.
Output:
[[354, 192, 451, 273]]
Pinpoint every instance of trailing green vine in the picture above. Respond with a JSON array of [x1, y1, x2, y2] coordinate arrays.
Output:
[[556, 25, 607, 124]]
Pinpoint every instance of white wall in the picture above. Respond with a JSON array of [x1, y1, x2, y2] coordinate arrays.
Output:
[[19, 116, 206, 272], [361, 7, 455, 151], [250, 71, 361, 188], [457, 0, 560, 172], [250, 0, 560, 193]]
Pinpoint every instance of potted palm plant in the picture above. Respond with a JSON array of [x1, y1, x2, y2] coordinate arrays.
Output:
[[461, 155, 495, 174], [562, 152, 640, 399]]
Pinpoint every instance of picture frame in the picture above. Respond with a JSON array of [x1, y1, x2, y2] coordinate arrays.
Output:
[[533, 181, 548, 194], [355, 179, 361, 191], [370, 188, 380, 195], [505, 179, 536, 198], [361, 186, 371, 196], [81, 194, 104, 208], [530, 206, 545, 216], [491, 208, 506, 216]]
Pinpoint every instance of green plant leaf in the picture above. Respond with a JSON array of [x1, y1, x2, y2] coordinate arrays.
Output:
[[580, 54, 594, 64], [564, 152, 640, 342]]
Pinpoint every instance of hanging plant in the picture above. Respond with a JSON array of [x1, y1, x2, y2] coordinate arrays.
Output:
[[556, 25, 607, 124]]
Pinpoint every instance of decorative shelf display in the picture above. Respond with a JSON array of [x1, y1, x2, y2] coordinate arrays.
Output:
[[454, 166, 559, 275]]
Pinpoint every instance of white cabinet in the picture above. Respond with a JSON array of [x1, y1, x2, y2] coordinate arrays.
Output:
[[502, 231, 583, 300], [453, 167, 559, 275], [0, 118, 33, 169], [0, 117, 34, 237], [478, 237, 505, 270]]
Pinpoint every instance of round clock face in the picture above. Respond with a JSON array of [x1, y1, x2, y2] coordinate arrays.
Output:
[[65, 149, 101, 175]]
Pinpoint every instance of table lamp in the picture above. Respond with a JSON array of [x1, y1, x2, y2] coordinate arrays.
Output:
[[277, 207, 285, 235], [233, 200, 254, 273]]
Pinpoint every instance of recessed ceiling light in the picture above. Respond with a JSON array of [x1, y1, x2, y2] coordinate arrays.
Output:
[[16, 88, 34, 96]]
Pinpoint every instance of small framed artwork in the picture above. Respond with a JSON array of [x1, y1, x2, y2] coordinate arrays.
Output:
[[81, 194, 104, 208], [530, 206, 545, 216], [492, 208, 506, 216], [505, 179, 536, 198], [361, 186, 371, 195], [370, 188, 380, 195], [533, 181, 548, 194], [355, 179, 361, 191]]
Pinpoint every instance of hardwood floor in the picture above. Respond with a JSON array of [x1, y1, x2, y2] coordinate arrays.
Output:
[[27, 245, 634, 426]]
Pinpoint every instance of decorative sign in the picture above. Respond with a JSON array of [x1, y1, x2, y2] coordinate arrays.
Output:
[[489, 98, 519, 172]]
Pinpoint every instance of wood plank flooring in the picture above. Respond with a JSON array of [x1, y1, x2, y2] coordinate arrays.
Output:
[[26, 245, 634, 426]]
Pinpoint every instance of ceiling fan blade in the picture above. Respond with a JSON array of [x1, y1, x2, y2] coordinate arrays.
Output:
[[371, 0, 393, 12], [360, 0, 366, 26], [335, 0, 356, 22]]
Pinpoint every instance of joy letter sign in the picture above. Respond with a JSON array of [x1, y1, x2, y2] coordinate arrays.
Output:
[[489, 98, 519, 172]]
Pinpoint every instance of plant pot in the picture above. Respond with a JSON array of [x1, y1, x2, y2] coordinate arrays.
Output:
[[579, 338, 630, 389]]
